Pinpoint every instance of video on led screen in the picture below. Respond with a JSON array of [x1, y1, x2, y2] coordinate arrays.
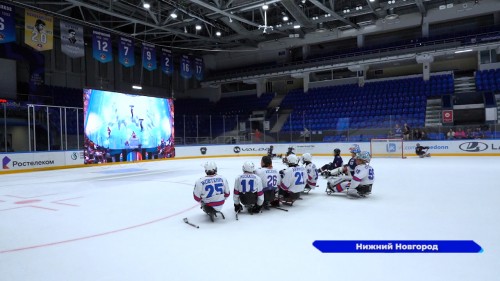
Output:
[[83, 89, 174, 164]]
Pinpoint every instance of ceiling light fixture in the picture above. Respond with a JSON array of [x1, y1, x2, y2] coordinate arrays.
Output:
[[454, 49, 473, 54], [216, 31, 221, 36], [258, 3, 273, 33], [143, 2, 150, 9], [195, 24, 202, 30], [170, 10, 178, 19], [294, 24, 301, 29], [283, 15, 289, 21], [132, 85, 142, 90]]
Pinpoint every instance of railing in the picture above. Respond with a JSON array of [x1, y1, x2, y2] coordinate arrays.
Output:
[[174, 112, 500, 145], [0, 103, 83, 152], [1, 104, 498, 152]]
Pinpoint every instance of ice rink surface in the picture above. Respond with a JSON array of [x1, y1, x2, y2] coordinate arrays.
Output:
[[1, 156, 499, 281]]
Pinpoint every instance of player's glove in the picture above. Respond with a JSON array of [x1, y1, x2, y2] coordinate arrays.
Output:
[[234, 204, 243, 213], [279, 169, 285, 179], [251, 204, 262, 214]]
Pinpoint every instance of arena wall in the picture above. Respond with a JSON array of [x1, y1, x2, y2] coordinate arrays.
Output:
[[1, 139, 499, 173]]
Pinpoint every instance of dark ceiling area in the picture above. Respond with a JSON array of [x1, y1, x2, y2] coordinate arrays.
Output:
[[11, 0, 495, 54]]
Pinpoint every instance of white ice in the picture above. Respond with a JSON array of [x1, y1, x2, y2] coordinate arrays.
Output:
[[1, 156, 499, 281]]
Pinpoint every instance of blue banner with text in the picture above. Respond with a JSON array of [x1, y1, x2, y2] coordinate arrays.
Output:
[[313, 240, 483, 253]]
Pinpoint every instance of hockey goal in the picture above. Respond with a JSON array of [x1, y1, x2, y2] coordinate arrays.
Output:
[[370, 138, 406, 158]]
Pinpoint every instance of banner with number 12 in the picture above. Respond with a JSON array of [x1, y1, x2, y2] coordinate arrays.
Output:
[[92, 30, 112, 63]]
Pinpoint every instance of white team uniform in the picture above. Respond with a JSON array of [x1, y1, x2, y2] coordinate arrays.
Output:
[[255, 167, 280, 191], [193, 175, 231, 211], [233, 173, 264, 206], [329, 163, 374, 197], [304, 162, 319, 187], [279, 166, 307, 193]]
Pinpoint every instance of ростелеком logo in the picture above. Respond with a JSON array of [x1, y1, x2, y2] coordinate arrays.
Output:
[[2, 156, 11, 169]]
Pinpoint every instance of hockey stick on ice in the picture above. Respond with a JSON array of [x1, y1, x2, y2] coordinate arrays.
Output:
[[183, 217, 200, 228], [270, 206, 289, 212]]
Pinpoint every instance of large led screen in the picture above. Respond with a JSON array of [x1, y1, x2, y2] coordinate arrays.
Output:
[[83, 89, 174, 164]]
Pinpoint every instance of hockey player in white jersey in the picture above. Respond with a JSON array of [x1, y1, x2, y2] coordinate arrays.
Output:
[[255, 156, 280, 210], [326, 151, 374, 198], [272, 154, 306, 206], [193, 161, 231, 221], [234, 161, 264, 214], [302, 153, 318, 194]]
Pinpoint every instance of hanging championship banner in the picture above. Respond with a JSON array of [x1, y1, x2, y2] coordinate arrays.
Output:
[[0, 4, 16, 44], [180, 55, 192, 79], [60, 21, 84, 58], [92, 30, 112, 63], [24, 9, 53, 51], [118, 37, 135, 67], [161, 48, 173, 75], [194, 57, 204, 81], [142, 42, 157, 71]]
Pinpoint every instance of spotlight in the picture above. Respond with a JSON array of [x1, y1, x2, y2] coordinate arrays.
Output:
[[294, 24, 301, 29], [132, 85, 142, 90], [170, 11, 178, 19], [195, 24, 202, 30], [216, 31, 221, 36], [143, 2, 150, 9], [262, 4, 269, 10], [283, 15, 289, 21]]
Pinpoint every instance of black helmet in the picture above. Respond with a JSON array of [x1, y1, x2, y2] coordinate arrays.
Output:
[[334, 148, 340, 155], [416, 143, 420, 147], [261, 156, 272, 167]]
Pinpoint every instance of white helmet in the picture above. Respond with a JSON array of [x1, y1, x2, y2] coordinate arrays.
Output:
[[355, 151, 371, 163], [204, 161, 217, 173], [302, 153, 312, 163], [287, 154, 299, 165], [242, 161, 255, 173]]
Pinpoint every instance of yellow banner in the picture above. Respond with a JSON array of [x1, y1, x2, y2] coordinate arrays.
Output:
[[24, 9, 53, 51]]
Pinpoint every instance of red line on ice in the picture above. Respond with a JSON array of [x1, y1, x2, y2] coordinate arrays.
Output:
[[0, 204, 199, 254]]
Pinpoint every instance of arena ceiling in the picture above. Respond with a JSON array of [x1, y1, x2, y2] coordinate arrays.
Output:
[[13, 0, 496, 53]]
